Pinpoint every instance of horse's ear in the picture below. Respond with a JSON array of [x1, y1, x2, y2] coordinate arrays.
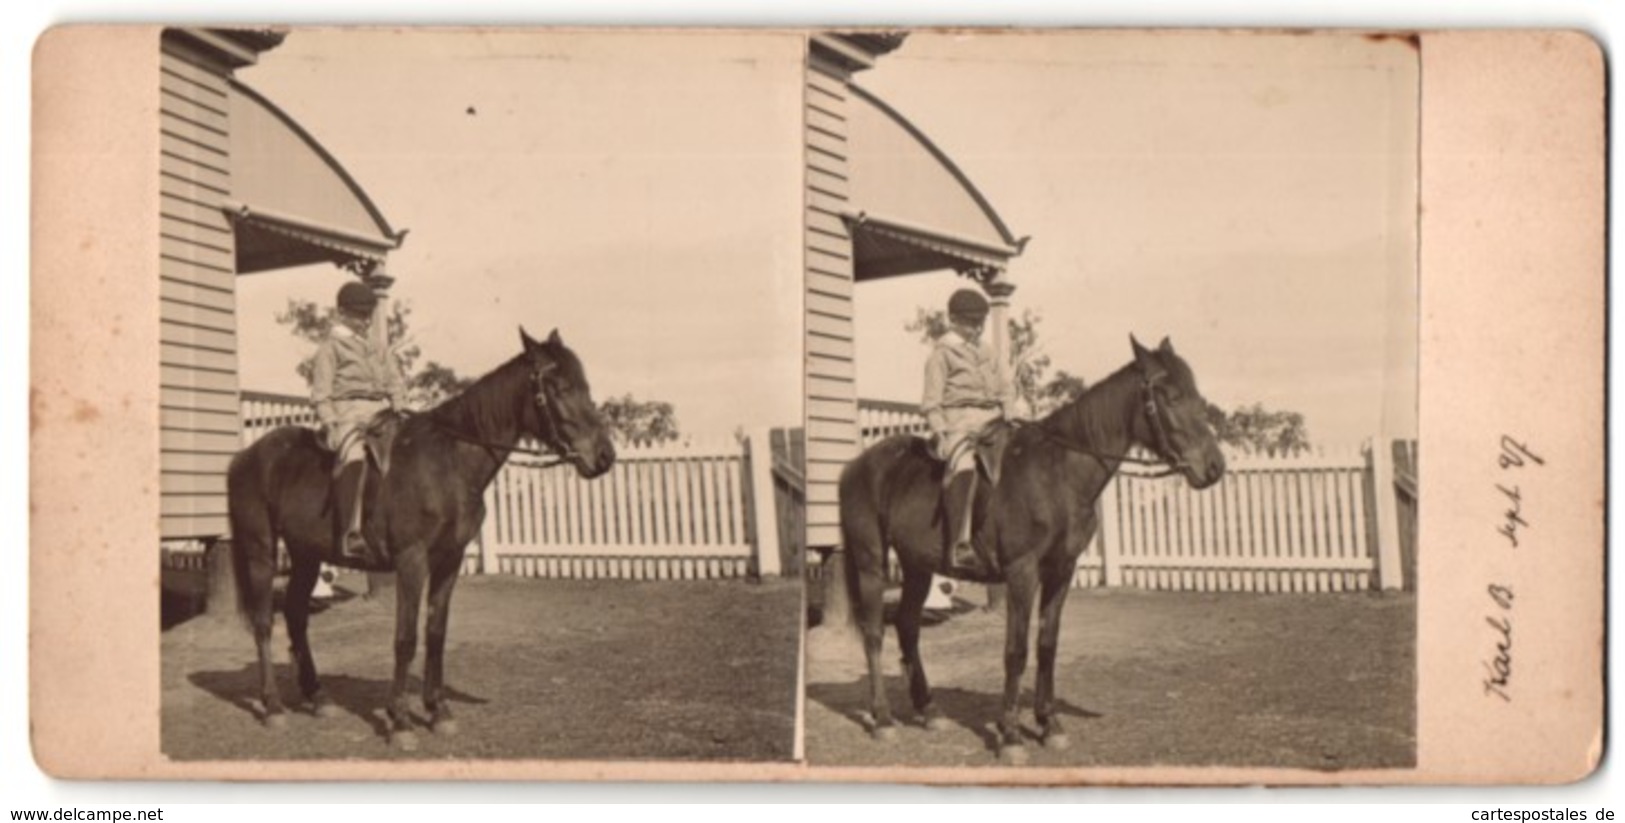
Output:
[[548, 328, 562, 346], [1131, 334, 1164, 379], [520, 326, 540, 353], [1158, 337, 1174, 354]]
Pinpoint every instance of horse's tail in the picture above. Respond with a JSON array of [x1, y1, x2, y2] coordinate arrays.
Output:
[[226, 441, 278, 632], [837, 446, 888, 634]]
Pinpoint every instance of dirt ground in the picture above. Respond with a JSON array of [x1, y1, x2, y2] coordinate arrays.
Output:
[[804, 584, 1416, 770], [162, 574, 801, 762]]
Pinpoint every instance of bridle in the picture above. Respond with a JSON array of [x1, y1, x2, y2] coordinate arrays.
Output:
[[429, 355, 581, 468], [1037, 372, 1192, 479]]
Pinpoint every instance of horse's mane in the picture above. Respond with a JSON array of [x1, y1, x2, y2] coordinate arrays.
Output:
[[426, 353, 533, 443], [1038, 357, 1146, 449]]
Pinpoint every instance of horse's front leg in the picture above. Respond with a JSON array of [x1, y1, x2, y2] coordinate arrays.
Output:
[[284, 556, 336, 718], [422, 552, 463, 735], [895, 570, 945, 730], [386, 555, 428, 751], [1034, 559, 1077, 750], [997, 565, 1039, 764]]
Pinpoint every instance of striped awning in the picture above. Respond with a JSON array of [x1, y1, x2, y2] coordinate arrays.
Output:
[[226, 80, 404, 274], [844, 84, 1026, 280]]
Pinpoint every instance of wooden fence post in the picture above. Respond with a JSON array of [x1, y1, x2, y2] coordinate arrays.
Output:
[[1367, 439, 1404, 591], [478, 483, 499, 575], [745, 428, 782, 578], [1098, 476, 1123, 587]]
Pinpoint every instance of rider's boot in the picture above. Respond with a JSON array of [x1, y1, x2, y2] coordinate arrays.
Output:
[[334, 460, 369, 562], [942, 469, 985, 576]]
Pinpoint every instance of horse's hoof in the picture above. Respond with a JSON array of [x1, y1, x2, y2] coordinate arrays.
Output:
[[1044, 733, 1071, 751], [391, 730, 419, 752], [432, 718, 459, 736], [312, 702, 339, 720], [999, 744, 1029, 766], [263, 713, 288, 731], [923, 715, 951, 732], [871, 725, 898, 742]]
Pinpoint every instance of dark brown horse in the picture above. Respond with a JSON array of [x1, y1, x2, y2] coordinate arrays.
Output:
[[227, 328, 615, 749], [838, 336, 1226, 763]]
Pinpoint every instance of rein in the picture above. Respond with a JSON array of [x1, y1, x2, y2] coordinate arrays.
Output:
[[427, 417, 573, 468], [1034, 377, 1189, 479], [424, 355, 579, 469]]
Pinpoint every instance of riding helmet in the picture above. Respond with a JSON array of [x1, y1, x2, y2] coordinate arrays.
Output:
[[337, 281, 378, 314], [947, 288, 990, 321]]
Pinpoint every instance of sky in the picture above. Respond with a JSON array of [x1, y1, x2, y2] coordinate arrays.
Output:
[[850, 32, 1419, 448], [234, 30, 804, 438]]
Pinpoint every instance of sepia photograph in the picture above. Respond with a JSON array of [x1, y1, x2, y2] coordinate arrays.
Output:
[[25, 22, 1603, 789], [799, 31, 1420, 769], [153, 28, 806, 762]]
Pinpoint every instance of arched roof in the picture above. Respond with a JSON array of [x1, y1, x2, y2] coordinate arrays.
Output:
[[226, 79, 404, 274], [844, 83, 1026, 280]]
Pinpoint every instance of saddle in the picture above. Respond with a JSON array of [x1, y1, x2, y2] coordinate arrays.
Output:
[[940, 419, 1017, 487], [330, 410, 406, 477]]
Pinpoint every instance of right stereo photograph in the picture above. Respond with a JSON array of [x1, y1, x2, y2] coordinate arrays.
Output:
[[799, 30, 1420, 772]]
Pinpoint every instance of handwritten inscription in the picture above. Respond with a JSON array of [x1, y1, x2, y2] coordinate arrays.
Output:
[[1482, 584, 1514, 702], [1496, 436, 1544, 548]]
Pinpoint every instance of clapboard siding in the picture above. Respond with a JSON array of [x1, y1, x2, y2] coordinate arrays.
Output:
[[806, 208, 849, 240], [159, 450, 234, 475], [807, 397, 859, 425], [163, 514, 227, 540], [160, 234, 235, 272], [162, 255, 236, 293], [807, 355, 856, 382], [159, 275, 234, 312], [806, 311, 853, 341], [160, 342, 237, 374], [160, 38, 239, 541], [160, 139, 231, 179], [804, 52, 861, 548], [160, 193, 233, 236], [161, 494, 231, 518], [160, 152, 232, 195], [161, 428, 241, 455], [162, 386, 239, 415], [160, 294, 236, 333], [161, 405, 240, 435], [161, 471, 229, 496], [161, 49, 230, 97], [160, 319, 235, 354]]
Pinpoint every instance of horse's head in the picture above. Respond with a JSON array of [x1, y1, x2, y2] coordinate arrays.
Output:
[[521, 327, 616, 479], [1130, 335, 1226, 490]]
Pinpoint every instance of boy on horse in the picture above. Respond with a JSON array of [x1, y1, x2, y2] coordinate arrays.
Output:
[[311, 277, 407, 561], [921, 287, 1014, 577]]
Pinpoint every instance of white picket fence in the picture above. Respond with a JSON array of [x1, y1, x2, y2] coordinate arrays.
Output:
[[227, 392, 782, 581], [476, 435, 769, 581], [1083, 447, 1380, 592], [852, 401, 1413, 593]]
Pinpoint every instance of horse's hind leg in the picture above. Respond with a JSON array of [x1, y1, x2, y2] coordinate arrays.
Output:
[[284, 555, 335, 718], [1034, 562, 1077, 750], [422, 554, 463, 735], [895, 570, 945, 731], [849, 550, 896, 740], [239, 536, 287, 729]]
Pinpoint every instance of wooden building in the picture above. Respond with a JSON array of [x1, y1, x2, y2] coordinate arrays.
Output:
[[159, 28, 403, 544], [802, 34, 1027, 550]]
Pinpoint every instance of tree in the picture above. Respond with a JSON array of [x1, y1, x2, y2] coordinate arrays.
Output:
[[1204, 402, 1312, 456], [597, 394, 680, 446], [906, 305, 1086, 418]]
